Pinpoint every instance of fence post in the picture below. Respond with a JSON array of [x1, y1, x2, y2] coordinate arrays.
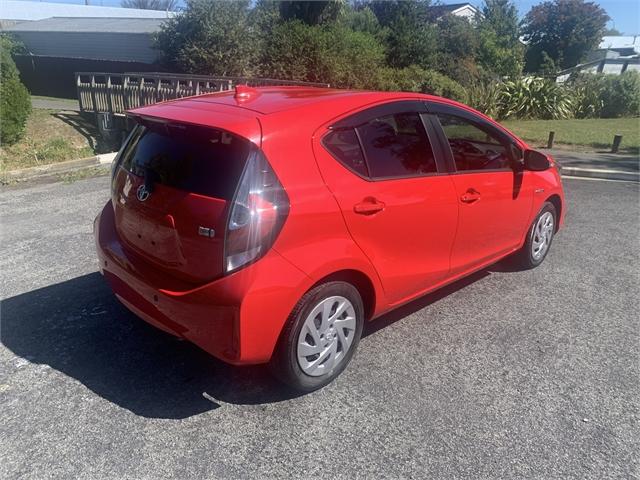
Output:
[[123, 75, 129, 110], [138, 75, 144, 108], [106, 75, 113, 113], [173, 79, 179, 99], [76, 73, 83, 111], [547, 131, 555, 149], [89, 74, 98, 113], [611, 134, 622, 153]]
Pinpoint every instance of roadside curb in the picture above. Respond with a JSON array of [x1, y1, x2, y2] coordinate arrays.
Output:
[[1, 152, 117, 183], [560, 166, 639, 182]]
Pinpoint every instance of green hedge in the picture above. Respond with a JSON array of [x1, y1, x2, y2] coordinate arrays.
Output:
[[259, 20, 387, 89], [376, 65, 467, 101], [1, 36, 31, 146], [573, 71, 640, 118]]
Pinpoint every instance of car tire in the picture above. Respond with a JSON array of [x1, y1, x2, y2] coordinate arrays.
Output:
[[270, 281, 364, 392], [515, 201, 557, 269]]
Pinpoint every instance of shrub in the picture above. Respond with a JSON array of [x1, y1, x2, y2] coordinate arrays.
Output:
[[600, 71, 640, 118], [499, 76, 573, 119], [370, 0, 439, 71], [154, 0, 258, 76], [571, 73, 605, 118], [376, 65, 467, 101], [466, 80, 504, 119], [572, 72, 640, 118], [0, 35, 31, 146], [259, 20, 387, 89]]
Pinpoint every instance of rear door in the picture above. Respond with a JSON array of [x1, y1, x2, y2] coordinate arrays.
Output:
[[111, 120, 254, 283], [313, 101, 458, 305], [428, 102, 534, 275]]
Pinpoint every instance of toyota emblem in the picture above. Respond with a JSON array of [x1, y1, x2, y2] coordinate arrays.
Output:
[[136, 184, 150, 202]]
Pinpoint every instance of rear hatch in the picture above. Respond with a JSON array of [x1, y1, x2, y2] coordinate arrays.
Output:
[[111, 117, 255, 283]]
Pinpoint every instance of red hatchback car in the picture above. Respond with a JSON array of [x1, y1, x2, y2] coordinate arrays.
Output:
[[95, 86, 565, 391]]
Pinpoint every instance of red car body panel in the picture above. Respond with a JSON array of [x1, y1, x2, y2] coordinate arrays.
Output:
[[94, 87, 565, 365]]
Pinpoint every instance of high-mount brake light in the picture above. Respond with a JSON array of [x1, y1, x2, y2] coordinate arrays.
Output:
[[234, 85, 260, 102], [224, 149, 289, 273]]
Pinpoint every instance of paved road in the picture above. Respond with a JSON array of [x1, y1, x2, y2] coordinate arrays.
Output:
[[1, 175, 638, 479], [544, 149, 639, 173]]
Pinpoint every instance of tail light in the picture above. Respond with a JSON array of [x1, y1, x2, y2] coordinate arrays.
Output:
[[224, 149, 290, 273]]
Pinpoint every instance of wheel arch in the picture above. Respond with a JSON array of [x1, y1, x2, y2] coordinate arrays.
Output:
[[308, 269, 377, 322]]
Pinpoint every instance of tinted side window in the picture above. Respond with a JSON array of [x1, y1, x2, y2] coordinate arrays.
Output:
[[357, 113, 437, 178], [323, 129, 368, 177], [436, 114, 511, 172]]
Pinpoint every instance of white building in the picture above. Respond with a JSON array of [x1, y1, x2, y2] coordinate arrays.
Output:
[[428, 2, 480, 21]]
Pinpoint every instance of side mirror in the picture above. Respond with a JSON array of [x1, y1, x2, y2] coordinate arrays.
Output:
[[523, 150, 550, 171]]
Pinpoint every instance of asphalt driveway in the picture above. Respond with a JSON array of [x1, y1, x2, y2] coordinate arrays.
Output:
[[1, 175, 638, 479]]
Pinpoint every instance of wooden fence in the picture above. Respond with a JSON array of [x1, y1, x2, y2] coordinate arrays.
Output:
[[76, 72, 330, 114]]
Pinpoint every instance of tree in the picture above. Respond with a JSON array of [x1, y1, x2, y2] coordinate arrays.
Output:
[[279, 1, 344, 25], [259, 20, 387, 89], [154, 0, 257, 76], [521, 0, 609, 73], [121, 0, 178, 11], [0, 35, 31, 145], [435, 15, 481, 86], [339, 5, 385, 39], [476, 0, 524, 78], [250, 0, 282, 35], [370, 0, 438, 70]]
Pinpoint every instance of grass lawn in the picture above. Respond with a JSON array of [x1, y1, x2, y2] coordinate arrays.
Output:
[[0, 109, 96, 172], [502, 117, 640, 154]]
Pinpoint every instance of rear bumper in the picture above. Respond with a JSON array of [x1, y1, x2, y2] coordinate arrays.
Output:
[[94, 201, 310, 365]]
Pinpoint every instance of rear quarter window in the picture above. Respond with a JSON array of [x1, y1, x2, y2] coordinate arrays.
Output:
[[119, 122, 251, 199], [322, 129, 368, 177]]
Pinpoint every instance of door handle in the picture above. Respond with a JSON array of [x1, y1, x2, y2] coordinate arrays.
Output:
[[460, 189, 481, 204], [354, 198, 385, 215]]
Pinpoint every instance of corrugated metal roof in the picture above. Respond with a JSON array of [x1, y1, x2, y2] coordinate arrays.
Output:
[[5, 16, 165, 33], [0, 0, 173, 21], [600, 36, 640, 54]]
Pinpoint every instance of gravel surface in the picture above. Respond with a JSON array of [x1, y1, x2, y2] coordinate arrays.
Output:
[[1, 175, 638, 479]]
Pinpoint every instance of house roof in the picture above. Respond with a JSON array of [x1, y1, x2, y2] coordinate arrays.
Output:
[[599, 35, 640, 54], [428, 2, 479, 18], [5, 16, 165, 34], [0, 0, 173, 21], [433, 3, 476, 13]]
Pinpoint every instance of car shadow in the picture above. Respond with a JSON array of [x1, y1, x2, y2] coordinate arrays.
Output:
[[53, 111, 114, 154], [1, 259, 516, 419], [362, 269, 490, 338], [1, 272, 299, 419]]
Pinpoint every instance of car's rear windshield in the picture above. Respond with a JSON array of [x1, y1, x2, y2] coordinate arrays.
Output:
[[118, 121, 252, 199]]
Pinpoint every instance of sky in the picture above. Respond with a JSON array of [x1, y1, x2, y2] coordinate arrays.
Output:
[[26, 0, 640, 35]]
